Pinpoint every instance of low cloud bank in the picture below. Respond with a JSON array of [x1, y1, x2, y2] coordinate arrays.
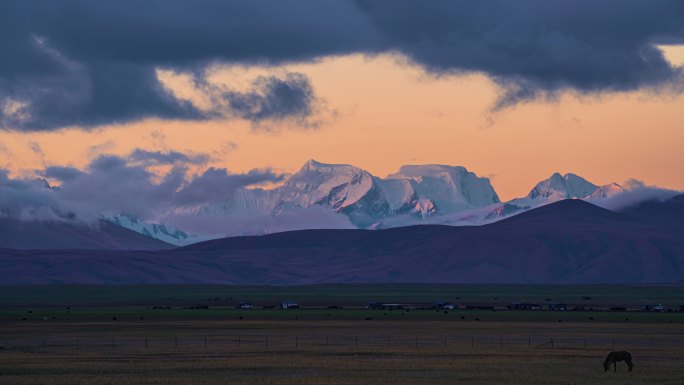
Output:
[[0, 149, 357, 237], [594, 179, 682, 211], [0, 149, 282, 225]]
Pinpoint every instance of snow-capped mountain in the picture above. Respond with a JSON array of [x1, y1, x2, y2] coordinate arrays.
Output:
[[485, 173, 626, 221], [118, 160, 501, 242], [106, 161, 630, 245], [199, 187, 278, 216], [386, 164, 501, 213], [103, 214, 205, 246], [195, 160, 500, 229], [275, 160, 391, 227], [286, 161, 500, 224], [506, 172, 597, 208], [589, 182, 625, 199], [279, 160, 376, 210], [528, 172, 598, 200]]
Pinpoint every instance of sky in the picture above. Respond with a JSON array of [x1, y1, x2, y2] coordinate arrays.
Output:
[[1, 0, 683, 204]]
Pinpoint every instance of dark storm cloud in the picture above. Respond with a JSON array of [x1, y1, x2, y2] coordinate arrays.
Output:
[[1, 0, 683, 130], [0, 0, 365, 131], [358, 0, 684, 108], [595, 179, 682, 211], [219, 73, 315, 122], [43, 165, 85, 182]]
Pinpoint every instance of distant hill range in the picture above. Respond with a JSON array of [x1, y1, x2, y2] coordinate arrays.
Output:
[[0, 197, 682, 285], [620, 193, 684, 230], [0, 218, 173, 250]]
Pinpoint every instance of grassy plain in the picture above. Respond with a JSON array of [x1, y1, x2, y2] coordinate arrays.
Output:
[[3, 284, 684, 308], [0, 285, 683, 384]]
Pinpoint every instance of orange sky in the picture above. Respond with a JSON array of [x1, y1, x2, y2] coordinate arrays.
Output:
[[1, 51, 683, 201]]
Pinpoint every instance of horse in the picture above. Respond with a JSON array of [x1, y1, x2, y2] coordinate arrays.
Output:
[[603, 351, 633, 372]]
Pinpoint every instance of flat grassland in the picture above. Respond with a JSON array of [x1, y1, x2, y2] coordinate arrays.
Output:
[[0, 284, 683, 384]]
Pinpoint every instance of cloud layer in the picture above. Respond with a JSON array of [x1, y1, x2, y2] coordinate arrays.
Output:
[[1, 1, 684, 130], [0, 150, 361, 237], [2, 151, 681, 241], [360, 1, 684, 108], [1, 150, 284, 225], [594, 179, 682, 211]]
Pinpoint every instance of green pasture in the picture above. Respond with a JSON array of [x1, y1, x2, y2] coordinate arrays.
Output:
[[1, 284, 683, 308]]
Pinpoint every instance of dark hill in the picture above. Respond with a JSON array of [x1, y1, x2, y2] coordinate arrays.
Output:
[[409, 199, 683, 283], [619, 194, 684, 230], [0, 200, 682, 284], [502, 198, 636, 223], [0, 218, 173, 250], [178, 225, 461, 252]]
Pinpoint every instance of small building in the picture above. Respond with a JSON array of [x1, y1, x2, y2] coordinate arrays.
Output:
[[506, 303, 541, 311], [236, 302, 253, 309], [548, 303, 567, 311], [641, 304, 665, 312], [281, 301, 300, 309], [466, 305, 495, 310], [434, 301, 457, 310], [366, 302, 405, 310]]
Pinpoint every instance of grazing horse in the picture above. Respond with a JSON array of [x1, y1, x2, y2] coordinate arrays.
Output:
[[604, 351, 633, 372]]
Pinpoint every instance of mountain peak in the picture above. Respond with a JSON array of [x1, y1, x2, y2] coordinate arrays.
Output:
[[528, 172, 598, 200], [563, 172, 589, 182], [301, 159, 324, 171], [590, 182, 625, 199], [501, 198, 629, 224], [549, 172, 583, 181], [393, 164, 467, 175], [282, 160, 378, 221], [387, 164, 500, 209], [299, 159, 360, 173]]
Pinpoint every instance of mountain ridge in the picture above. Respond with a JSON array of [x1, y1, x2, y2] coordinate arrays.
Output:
[[0, 217, 173, 250], [3, 199, 681, 285], [93, 160, 667, 245]]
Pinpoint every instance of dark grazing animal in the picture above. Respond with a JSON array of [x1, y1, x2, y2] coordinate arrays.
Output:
[[604, 351, 633, 372]]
